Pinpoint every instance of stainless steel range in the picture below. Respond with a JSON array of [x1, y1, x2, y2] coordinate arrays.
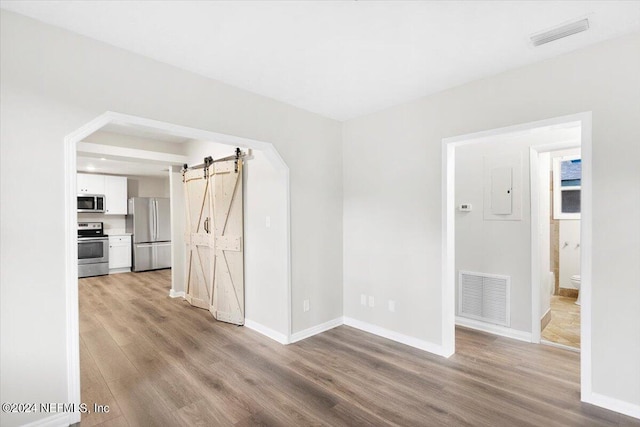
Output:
[[78, 222, 109, 278]]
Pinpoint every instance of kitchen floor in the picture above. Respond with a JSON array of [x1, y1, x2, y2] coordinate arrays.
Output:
[[541, 295, 581, 349], [77, 271, 635, 427]]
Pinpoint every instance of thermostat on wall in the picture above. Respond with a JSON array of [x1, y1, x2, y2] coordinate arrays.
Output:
[[458, 203, 473, 212]]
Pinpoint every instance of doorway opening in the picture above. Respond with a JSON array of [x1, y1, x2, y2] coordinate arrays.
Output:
[[537, 148, 582, 350], [442, 112, 592, 400], [64, 112, 292, 424]]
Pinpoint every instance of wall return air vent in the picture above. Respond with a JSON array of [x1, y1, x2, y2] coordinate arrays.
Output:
[[458, 271, 510, 327], [530, 18, 590, 47]]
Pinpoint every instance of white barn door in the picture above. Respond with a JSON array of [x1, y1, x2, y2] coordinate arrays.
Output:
[[183, 152, 245, 326], [183, 168, 215, 310], [208, 158, 245, 325]]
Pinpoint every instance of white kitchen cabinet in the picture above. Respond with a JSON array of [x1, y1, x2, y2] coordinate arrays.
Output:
[[109, 235, 132, 272], [77, 173, 105, 194], [77, 173, 127, 215], [104, 176, 127, 215]]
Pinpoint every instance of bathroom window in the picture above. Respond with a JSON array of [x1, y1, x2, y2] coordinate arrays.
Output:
[[553, 156, 581, 220]]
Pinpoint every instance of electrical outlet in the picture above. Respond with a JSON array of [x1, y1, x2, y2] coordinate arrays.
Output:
[[303, 299, 310, 312], [265, 216, 271, 228], [368, 296, 375, 308], [360, 294, 367, 306], [388, 300, 396, 312]]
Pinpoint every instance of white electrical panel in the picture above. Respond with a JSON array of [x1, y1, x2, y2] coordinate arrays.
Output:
[[490, 167, 513, 215]]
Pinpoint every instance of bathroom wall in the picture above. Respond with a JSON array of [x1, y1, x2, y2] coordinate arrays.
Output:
[[559, 220, 581, 290]]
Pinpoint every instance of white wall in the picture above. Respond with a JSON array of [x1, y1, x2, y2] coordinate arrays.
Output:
[[454, 128, 578, 333], [184, 141, 290, 336], [344, 33, 640, 409], [77, 213, 126, 234], [170, 167, 186, 294], [0, 10, 342, 427], [127, 175, 170, 198], [538, 152, 551, 320]]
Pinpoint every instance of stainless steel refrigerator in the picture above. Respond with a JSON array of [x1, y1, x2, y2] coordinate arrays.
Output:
[[126, 197, 172, 272]]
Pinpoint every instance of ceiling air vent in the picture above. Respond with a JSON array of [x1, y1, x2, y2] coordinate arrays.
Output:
[[531, 18, 590, 47]]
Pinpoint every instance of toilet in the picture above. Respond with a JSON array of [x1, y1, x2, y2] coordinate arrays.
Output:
[[571, 275, 581, 305]]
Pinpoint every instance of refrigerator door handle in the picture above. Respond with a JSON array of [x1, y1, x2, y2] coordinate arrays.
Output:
[[155, 199, 160, 241], [153, 198, 159, 241], [150, 199, 155, 242], [152, 199, 157, 241]]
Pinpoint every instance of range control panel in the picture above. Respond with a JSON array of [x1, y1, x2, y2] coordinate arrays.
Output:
[[78, 222, 104, 237]]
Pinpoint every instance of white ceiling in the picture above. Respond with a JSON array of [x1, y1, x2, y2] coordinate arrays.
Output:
[[2, 1, 639, 120]]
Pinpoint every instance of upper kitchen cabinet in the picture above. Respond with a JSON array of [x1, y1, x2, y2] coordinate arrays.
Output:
[[77, 173, 105, 194], [104, 176, 127, 215], [77, 173, 127, 215]]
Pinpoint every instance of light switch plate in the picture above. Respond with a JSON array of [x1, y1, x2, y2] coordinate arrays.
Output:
[[360, 294, 367, 306], [368, 296, 375, 308]]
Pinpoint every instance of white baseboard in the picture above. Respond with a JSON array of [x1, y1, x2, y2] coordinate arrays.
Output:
[[289, 317, 344, 343], [20, 412, 71, 427], [343, 317, 446, 356], [108, 267, 131, 274], [540, 339, 580, 353], [456, 316, 532, 343], [244, 319, 289, 344], [583, 392, 640, 420], [169, 289, 185, 298]]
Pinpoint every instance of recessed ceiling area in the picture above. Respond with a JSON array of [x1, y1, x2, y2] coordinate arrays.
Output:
[[77, 124, 189, 177], [1, 1, 638, 120], [76, 156, 171, 178], [100, 123, 191, 145]]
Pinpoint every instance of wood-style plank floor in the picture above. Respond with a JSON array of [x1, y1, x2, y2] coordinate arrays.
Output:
[[79, 271, 639, 427]]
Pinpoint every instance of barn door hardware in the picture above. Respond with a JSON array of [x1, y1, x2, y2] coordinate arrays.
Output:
[[203, 156, 213, 179], [182, 149, 246, 173]]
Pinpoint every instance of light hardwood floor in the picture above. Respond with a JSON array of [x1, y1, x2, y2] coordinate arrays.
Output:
[[542, 295, 581, 349], [79, 271, 638, 426]]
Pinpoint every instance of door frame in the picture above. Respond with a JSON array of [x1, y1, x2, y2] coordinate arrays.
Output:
[[64, 111, 293, 422], [441, 112, 592, 400]]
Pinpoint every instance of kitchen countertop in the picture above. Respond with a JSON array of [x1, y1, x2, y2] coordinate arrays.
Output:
[[105, 231, 132, 236]]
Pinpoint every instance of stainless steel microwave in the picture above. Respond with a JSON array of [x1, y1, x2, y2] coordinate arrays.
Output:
[[77, 194, 105, 213]]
